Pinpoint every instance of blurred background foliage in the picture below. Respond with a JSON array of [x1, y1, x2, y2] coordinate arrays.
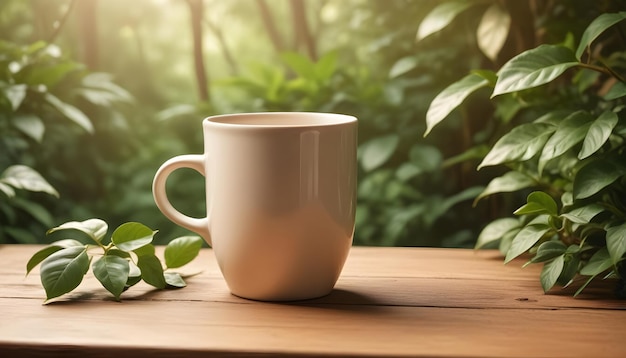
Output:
[[0, 0, 621, 246]]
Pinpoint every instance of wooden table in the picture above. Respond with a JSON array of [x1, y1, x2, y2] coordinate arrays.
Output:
[[1, 245, 624, 357]]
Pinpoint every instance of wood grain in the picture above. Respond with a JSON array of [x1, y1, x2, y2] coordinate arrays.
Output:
[[0, 245, 624, 358]]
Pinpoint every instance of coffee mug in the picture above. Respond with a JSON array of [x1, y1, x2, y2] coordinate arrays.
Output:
[[152, 112, 357, 301]]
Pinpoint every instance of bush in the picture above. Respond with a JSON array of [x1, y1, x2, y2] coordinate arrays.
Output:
[[424, 4, 626, 296]]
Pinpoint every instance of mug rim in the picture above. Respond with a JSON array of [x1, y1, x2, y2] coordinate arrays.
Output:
[[203, 112, 357, 128]]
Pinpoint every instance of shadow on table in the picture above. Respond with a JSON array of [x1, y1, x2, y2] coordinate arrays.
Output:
[[278, 288, 391, 314]]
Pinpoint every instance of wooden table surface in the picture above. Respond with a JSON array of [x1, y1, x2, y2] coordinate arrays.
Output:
[[0, 245, 624, 357]]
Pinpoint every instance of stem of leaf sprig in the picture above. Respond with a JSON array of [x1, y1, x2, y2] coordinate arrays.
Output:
[[577, 62, 626, 83]]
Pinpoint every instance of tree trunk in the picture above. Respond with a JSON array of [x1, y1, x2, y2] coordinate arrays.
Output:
[[187, 0, 210, 102], [76, 0, 99, 70], [255, 0, 286, 53], [205, 18, 239, 75], [289, 0, 317, 60]]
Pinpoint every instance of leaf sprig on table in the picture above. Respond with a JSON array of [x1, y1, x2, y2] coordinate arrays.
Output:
[[26, 219, 203, 302]]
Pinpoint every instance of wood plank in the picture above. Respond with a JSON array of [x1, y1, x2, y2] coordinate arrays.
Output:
[[2, 245, 622, 309], [1, 245, 624, 358], [1, 297, 624, 358], [3, 270, 623, 310]]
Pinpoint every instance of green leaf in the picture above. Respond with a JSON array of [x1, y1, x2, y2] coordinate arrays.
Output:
[[606, 223, 626, 265], [23, 61, 78, 88], [10, 196, 54, 227], [561, 204, 605, 224], [580, 247, 613, 276], [137, 254, 166, 289], [526, 240, 567, 266], [0, 165, 59, 197], [92, 255, 129, 300], [474, 171, 535, 204], [111, 222, 156, 252], [78, 74, 134, 106], [0, 182, 15, 197], [578, 111, 618, 160], [416, 1, 472, 41], [78, 88, 119, 107], [395, 162, 421, 181], [126, 261, 142, 288], [475, 218, 521, 250], [314, 51, 337, 81], [566, 245, 581, 255], [3, 84, 27, 111], [604, 82, 626, 100], [47, 219, 108, 244], [574, 275, 595, 296], [155, 104, 197, 122], [514, 191, 558, 216], [540, 255, 565, 292], [471, 69, 498, 85], [26, 239, 84, 275], [44, 93, 94, 134], [505, 223, 552, 263], [82, 73, 133, 102], [106, 248, 131, 259], [13, 114, 45, 142], [478, 122, 556, 169], [280, 52, 315, 80], [573, 159, 626, 199], [492, 45, 579, 97], [389, 56, 417, 78], [558, 254, 580, 287], [442, 145, 489, 168], [538, 111, 592, 173], [27, 246, 63, 276], [133, 243, 156, 257], [561, 192, 574, 208], [534, 109, 576, 125], [499, 229, 517, 255], [164, 272, 187, 288], [476, 3, 511, 61], [40, 246, 89, 301], [439, 186, 484, 214], [424, 73, 489, 136], [359, 135, 399, 171], [576, 12, 626, 60], [164, 236, 203, 269], [409, 144, 442, 172]]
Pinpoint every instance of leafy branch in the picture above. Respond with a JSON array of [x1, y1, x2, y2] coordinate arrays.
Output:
[[421, 10, 626, 297], [26, 219, 203, 302]]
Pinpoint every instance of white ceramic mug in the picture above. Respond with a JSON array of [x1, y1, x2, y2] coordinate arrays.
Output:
[[152, 112, 357, 301]]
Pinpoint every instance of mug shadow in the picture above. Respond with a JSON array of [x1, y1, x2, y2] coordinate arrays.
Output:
[[267, 288, 390, 315]]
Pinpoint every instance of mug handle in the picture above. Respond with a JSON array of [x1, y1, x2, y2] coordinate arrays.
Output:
[[152, 154, 212, 246]]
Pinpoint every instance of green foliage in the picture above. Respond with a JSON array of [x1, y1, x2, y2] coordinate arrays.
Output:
[[416, 1, 473, 41], [211, 1, 488, 247], [0, 37, 137, 244], [424, 73, 489, 137], [0, 165, 58, 198], [492, 45, 580, 97], [423, 8, 626, 297], [27, 219, 203, 302], [5, 0, 622, 259]]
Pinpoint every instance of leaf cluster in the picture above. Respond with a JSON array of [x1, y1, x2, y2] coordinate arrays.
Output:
[[26, 219, 203, 302], [0, 40, 133, 244], [422, 8, 626, 297]]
